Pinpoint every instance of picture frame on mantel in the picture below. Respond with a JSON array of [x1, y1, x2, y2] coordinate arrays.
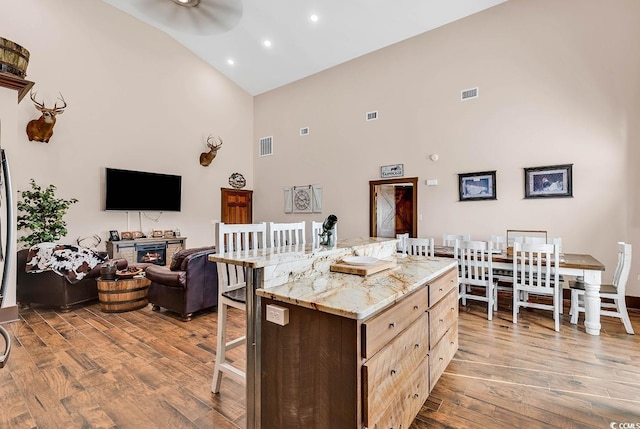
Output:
[[524, 164, 573, 199], [458, 170, 497, 201]]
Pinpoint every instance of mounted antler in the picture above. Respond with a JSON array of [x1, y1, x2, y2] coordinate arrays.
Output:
[[26, 91, 67, 143], [199, 134, 223, 166]]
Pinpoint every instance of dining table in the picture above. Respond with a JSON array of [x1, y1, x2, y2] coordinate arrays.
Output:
[[433, 245, 606, 336]]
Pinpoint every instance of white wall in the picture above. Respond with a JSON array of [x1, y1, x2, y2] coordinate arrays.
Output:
[[253, 0, 640, 295], [0, 0, 254, 252]]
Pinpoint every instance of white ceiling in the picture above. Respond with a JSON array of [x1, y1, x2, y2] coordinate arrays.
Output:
[[101, 0, 509, 96]]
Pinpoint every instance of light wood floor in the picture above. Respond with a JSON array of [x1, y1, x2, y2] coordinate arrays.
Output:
[[1, 297, 638, 428]]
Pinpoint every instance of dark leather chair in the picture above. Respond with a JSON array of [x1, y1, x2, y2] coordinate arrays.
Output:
[[146, 246, 218, 321], [16, 249, 128, 312]]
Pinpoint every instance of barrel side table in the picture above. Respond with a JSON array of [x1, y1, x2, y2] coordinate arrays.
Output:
[[96, 276, 151, 312]]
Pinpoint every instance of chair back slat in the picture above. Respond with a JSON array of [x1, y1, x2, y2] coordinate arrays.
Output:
[[443, 233, 470, 247], [513, 242, 558, 292], [613, 242, 632, 294], [406, 237, 434, 257], [268, 221, 306, 247]]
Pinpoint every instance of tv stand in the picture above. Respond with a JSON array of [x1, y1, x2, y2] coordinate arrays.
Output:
[[107, 237, 187, 267]]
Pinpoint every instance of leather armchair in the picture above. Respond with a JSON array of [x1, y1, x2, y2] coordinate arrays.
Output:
[[16, 249, 128, 312], [146, 246, 218, 321]]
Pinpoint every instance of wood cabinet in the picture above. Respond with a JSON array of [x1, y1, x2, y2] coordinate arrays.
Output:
[[260, 267, 458, 428], [221, 188, 252, 224], [106, 237, 187, 266]]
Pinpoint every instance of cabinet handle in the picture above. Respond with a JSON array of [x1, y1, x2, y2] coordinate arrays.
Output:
[[414, 305, 419, 310], [391, 369, 397, 375], [389, 322, 396, 328], [414, 393, 420, 399], [439, 357, 444, 361], [439, 287, 444, 292], [439, 318, 444, 323], [414, 343, 420, 349]]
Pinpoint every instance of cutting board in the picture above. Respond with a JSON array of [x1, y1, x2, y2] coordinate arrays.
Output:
[[330, 259, 396, 276]]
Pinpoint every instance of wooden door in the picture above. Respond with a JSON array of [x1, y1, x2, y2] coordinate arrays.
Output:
[[395, 186, 413, 235], [369, 178, 418, 238], [221, 188, 253, 224]]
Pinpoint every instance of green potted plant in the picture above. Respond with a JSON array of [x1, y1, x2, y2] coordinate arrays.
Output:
[[16, 179, 78, 248]]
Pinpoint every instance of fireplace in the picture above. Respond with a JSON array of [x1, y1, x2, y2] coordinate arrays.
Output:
[[136, 243, 166, 266]]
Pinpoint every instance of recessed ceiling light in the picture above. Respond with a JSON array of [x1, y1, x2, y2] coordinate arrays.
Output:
[[171, 0, 200, 7], [227, 58, 235, 65], [263, 40, 272, 48], [309, 14, 319, 22]]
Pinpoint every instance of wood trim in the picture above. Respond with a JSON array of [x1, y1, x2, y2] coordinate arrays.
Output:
[[369, 177, 418, 238], [0, 305, 19, 323], [0, 71, 35, 102]]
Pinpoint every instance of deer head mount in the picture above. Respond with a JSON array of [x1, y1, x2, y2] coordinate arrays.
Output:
[[26, 91, 67, 143], [199, 134, 223, 166]]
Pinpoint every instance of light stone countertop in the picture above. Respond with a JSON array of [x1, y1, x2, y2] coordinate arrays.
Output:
[[256, 255, 457, 320]]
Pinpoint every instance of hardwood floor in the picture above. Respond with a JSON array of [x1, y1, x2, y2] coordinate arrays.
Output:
[[1, 297, 638, 428]]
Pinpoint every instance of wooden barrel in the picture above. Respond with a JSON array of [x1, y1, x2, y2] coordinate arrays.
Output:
[[0, 37, 30, 78], [97, 277, 151, 313]]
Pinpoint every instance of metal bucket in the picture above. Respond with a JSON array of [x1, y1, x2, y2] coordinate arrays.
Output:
[[0, 37, 30, 78]]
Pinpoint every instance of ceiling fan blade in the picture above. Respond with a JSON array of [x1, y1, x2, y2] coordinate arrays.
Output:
[[132, 0, 242, 35]]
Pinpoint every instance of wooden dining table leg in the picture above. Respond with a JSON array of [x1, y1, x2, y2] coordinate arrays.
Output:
[[581, 270, 602, 336]]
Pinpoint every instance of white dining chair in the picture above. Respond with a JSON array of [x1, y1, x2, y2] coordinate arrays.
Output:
[[512, 242, 562, 332], [442, 234, 469, 261], [490, 235, 508, 252], [456, 240, 496, 320], [212, 222, 267, 394], [569, 242, 634, 334], [405, 237, 435, 257], [443, 233, 470, 247], [311, 220, 337, 247], [268, 221, 306, 247], [396, 233, 409, 255]]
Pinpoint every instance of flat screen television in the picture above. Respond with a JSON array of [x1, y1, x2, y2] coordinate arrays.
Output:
[[105, 168, 182, 211]]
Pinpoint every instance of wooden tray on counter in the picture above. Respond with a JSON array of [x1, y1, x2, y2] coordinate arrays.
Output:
[[330, 259, 396, 276]]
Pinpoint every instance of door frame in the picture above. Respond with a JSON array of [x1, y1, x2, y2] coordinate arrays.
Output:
[[369, 177, 418, 238]]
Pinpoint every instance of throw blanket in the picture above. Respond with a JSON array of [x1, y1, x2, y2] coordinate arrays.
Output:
[[25, 243, 108, 284]]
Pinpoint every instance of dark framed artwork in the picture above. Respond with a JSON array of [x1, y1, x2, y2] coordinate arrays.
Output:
[[109, 230, 120, 241], [458, 170, 497, 201], [524, 164, 573, 199]]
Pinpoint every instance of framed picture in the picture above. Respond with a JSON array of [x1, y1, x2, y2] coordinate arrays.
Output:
[[152, 230, 164, 238], [120, 231, 132, 240], [132, 231, 143, 239], [164, 230, 175, 238], [524, 164, 573, 199], [109, 230, 120, 241], [381, 164, 404, 178], [458, 170, 497, 201]]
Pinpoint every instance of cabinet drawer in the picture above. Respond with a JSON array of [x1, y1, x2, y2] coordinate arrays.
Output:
[[371, 355, 430, 429], [362, 313, 428, 426], [428, 268, 457, 307], [428, 288, 458, 349], [429, 323, 458, 391], [362, 288, 428, 359]]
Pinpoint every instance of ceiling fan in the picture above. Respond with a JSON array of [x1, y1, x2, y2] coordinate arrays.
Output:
[[132, 0, 243, 35]]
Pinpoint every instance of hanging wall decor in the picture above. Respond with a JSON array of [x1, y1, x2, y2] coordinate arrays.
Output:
[[26, 91, 67, 143], [284, 184, 322, 213]]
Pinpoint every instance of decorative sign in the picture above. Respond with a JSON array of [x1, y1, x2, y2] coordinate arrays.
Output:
[[381, 164, 404, 178]]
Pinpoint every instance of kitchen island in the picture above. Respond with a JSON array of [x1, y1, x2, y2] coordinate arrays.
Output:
[[209, 237, 458, 429]]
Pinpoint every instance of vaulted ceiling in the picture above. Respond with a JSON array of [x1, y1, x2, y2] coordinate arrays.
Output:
[[102, 0, 509, 95]]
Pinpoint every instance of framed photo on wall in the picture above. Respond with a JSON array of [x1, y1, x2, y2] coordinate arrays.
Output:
[[458, 170, 497, 201], [524, 164, 573, 199]]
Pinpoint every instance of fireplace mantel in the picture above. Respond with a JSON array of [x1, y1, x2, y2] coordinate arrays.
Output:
[[0, 72, 34, 103]]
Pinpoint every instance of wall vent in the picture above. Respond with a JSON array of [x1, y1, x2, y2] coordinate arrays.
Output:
[[366, 110, 378, 121], [461, 87, 479, 101], [300, 127, 309, 136], [259, 136, 273, 157]]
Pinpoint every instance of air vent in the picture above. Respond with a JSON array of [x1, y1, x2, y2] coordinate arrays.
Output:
[[461, 87, 479, 101], [300, 127, 309, 136], [366, 111, 378, 121], [259, 136, 273, 157]]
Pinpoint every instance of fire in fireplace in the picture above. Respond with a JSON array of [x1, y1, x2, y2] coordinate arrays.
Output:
[[136, 243, 166, 266]]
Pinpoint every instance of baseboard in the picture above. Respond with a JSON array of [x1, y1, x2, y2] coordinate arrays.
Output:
[[0, 305, 19, 324]]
